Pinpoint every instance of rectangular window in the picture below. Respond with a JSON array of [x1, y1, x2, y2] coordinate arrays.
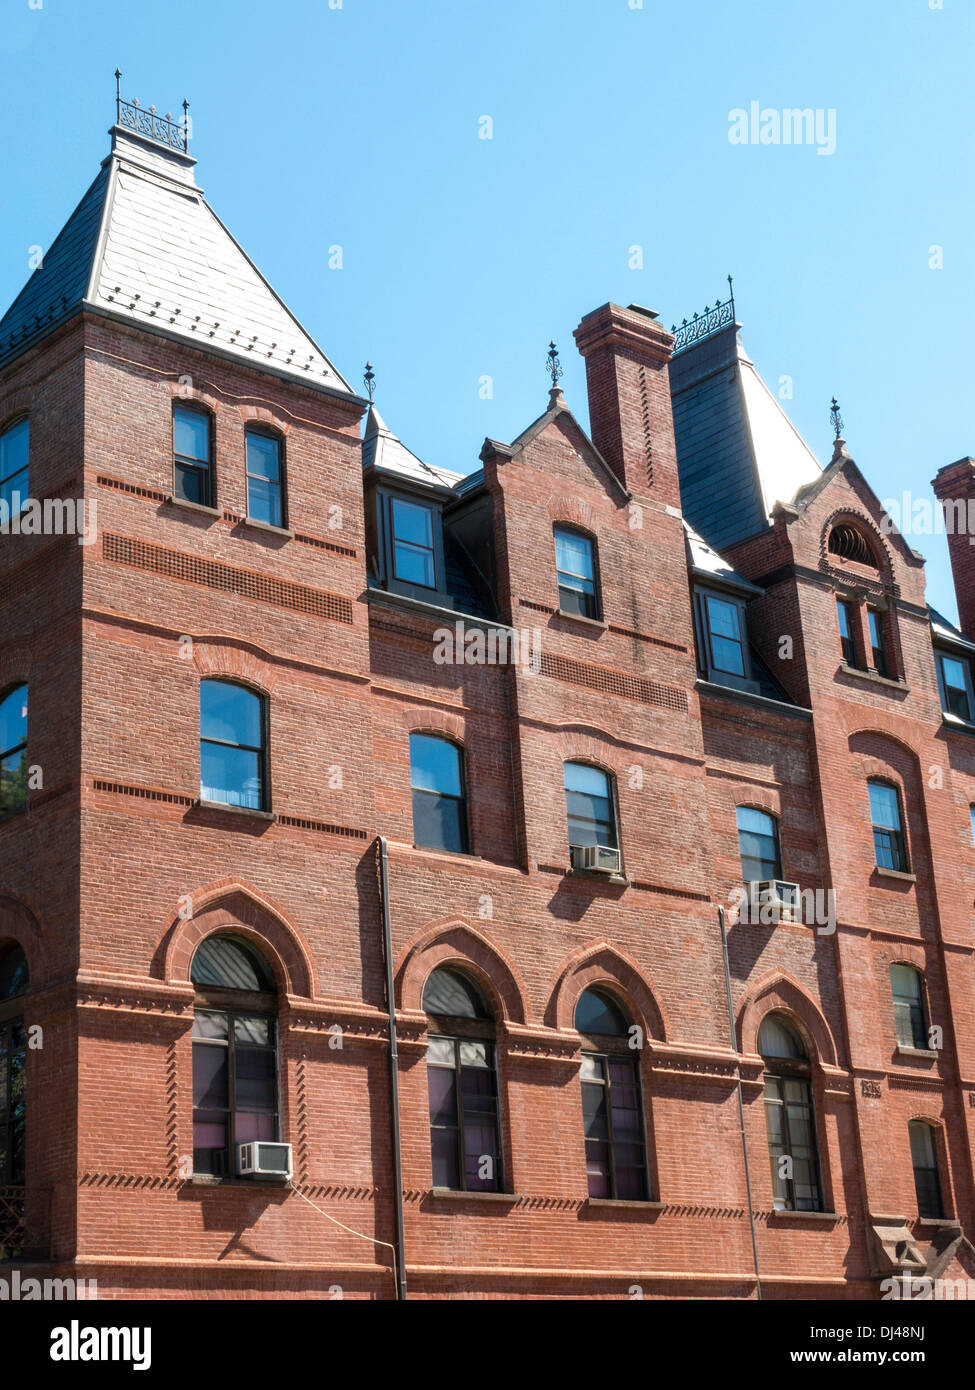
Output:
[[869, 780, 907, 872], [427, 1034, 501, 1191], [736, 806, 782, 881], [554, 527, 599, 620], [764, 1073, 823, 1212], [939, 654, 973, 721], [0, 418, 29, 518], [837, 599, 857, 666], [0, 1019, 26, 1185], [246, 430, 284, 528], [909, 1123, 944, 1220], [580, 1052, 648, 1201], [192, 1008, 278, 1176], [392, 497, 436, 588], [173, 406, 213, 507], [704, 595, 746, 676], [410, 734, 468, 854], [890, 964, 928, 1050], [564, 762, 617, 850], [868, 608, 889, 677]]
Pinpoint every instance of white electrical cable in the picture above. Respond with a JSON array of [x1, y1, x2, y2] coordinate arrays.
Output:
[[287, 1179, 397, 1255]]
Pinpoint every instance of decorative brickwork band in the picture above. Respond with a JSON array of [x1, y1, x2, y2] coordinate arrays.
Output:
[[538, 650, 688, 712]]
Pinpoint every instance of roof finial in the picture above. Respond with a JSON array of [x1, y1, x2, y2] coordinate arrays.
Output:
[[364, 362, 375, 402], [115, 68, 122, 123], [830, 395, 844, 441], [546, 340, 563, 390], [727, 272, 735, 319]]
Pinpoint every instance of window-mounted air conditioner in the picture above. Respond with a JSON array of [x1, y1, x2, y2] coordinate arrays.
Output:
[[746, 879, 800, 921], [572, 844, 622, 875], [237, 1142, 293, 1181]]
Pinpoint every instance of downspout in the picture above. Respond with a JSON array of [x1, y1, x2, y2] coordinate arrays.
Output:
[[377, 836, 408, 1300], [718, 906, 763, 1301]]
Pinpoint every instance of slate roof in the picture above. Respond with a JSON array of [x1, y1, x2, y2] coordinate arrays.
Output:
[[362, 405, 465, 490], [0, 125, 352, 395], [670, 321, 822, 552], [929, 605, 975, 653]]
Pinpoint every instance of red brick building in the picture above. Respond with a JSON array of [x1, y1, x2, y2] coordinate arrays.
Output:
[[2, 97, 975, 1301]]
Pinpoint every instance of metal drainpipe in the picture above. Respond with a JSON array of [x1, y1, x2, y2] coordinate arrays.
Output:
[[718, 905, 763, 1301], [377, 836, 408, 1300]]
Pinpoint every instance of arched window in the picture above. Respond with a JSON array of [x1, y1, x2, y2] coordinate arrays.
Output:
[[191, 935, 278, 1177], [575, 987, 648, 1201], [890, 965, 928, 1050], [736, 806, 781, 881], [828, 523, 878, 568], [554, 526, 600, 620], [868, 779, 907, 872], [173, 404, 214, 508], [0, 417, 29, 517], [908, 1121, 944, 1219], [758, 1014, 823, 1212], [0, 944, 28, 1188], [423, 967, 501, 1192], [200, 681, 268, 812], [564, 762, 618, 851], [0, 685, 28, 819], [246, 427, 285, 529], [410, 734, 468, 854]]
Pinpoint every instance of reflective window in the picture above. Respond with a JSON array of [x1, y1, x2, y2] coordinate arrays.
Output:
[[868, 608, 889, 677], [574, 988, 629, 1038], [246, 429, 284, 528], [758, 1015, 823, 1212], [410, 734, 468, 854], [554, 527, 599, 620], [191, 937, 277, 1177], [908, 1121, 944, 1220], [737, 806, 781, 881], [890, 965, 928, 1050], [392, 498, 436, 588], [939, 653, 973, 722], [173, 405, 213, 507], [564, 762, 617, 850], [0, 685, 28, 819], [869, 780, 906, 872], [0, 945, 28, 1191], [576, 990, 647, 1201], [0, 418, 29, 517], [837, 599, 857, 666], [704, 595, 746, 676], [200, 681, 267, 811], [424, 968, 501, 1193]]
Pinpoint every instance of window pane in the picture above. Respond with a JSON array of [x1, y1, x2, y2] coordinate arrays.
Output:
[[736, 806, 780, 880], [427, 1063, 458, 1125], [201, 742, 262, 809], [173, 407, 209, 462], [555, 529, 594, 581], [706, 596, 740, 640], [575, 991, 629, 1036], [235, 1015, 271, 1045], [392, 497, 433, 547], [941, 657, 972, 719], [941, 656, 968, 692], [236, 1111, 275, 1143], [431, 1129, 459, 1188], [0, 686, 27, 757], [394, 540, 436, 587], [423, 970, 487, 1019], [868, 782, 901, 831], [412, 790, 467, 853], [0, 418, 29, 486], [247, 476, 282, 528], [565, 763, 616, 849], [410, 735, 462, 796], [201, 682, 263, 749], [758, 1015, 805, 1059], [192, 1009, 229, 1040], [192, 1045, 228, 1108], [837, 601, 852, 639], [235, 1048, 276, 1111], [246, 432, 280, 482], [0, 752, 27, 817], [174, 460, 208, 506], [191, 937, 273, 991]]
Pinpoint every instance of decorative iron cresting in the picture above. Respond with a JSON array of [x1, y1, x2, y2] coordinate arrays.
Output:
[[115, 69, 189, 153], [672, 275, 736, 353]]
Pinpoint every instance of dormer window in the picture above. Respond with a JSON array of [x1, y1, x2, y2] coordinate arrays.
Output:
[[937, 651, 974, 722], [554, 526, 600, 620], [373, 489, 447, 603], [693, 587, 757, 692], [392, 497, 436, 588]]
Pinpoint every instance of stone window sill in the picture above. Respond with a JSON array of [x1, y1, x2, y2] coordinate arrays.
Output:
[[555, 609, 607, 631], [239, 516, 294, 539], [895, 1046, 937, 1061], [874, 866, 916, 883], [586, 1198, 664, 1212], [568, 868, 629, 887], [165, 495, 221, 519], [197, 799, 277, 823], [839, 662, 908, 692], [190, 1174, 290, 1191], [769, 1209, 839, 1222], [428, 1188, 517, 1203], [915, 1216, 961, 1229]]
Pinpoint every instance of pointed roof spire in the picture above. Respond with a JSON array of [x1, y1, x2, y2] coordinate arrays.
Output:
[[830, 396, 851, 463]]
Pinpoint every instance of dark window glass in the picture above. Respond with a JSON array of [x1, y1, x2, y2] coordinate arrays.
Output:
[[0, 946, 28, 1002], [392, 498, 436, 588], [410, 734, 468, 853], [868, 608, 889, 677], [0, 685, 28, 819], [200, 681, 267, 811], [0, 1019, 26, 1186], [554, 527, 599, 620], [580, 1053, 648, 1201], [758, 1015, 822, 1212], [737, 806, 781, 881], [246, 430, 284, 528], [869, 780, 906, 872], [705, 595, 746, 676], [173, 406, 213, 507], [837, 599, 857, 666], [564, 762, 617, 850], [424, 970, 501, 1193], [191, 937, 277, 1177], [909, 1122, 944, 1220], [940, 655, 973, 721], [575, 988, 629, 1037], [0, 418, 29, 517], [890, 965, 928, 1050]]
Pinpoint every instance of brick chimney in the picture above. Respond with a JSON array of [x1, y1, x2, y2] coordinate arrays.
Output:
[[932, 457, 975, 638], [573, 302, 680, 506]]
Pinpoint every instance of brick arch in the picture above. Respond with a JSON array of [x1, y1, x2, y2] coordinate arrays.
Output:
[[164, 381, 221, 415], [849, 728, 921, 767], [0, 893, 43, 979], [397, 920, 528, 1024], [400, 708, 467, 744], [820, 508, 894, 582], [555, 733, 621, 775], [738, 972, 837, 1065], [546, 495, 598, 535], [0, 662, 31, 700], [159, 880, 316, 998], [728, 788, 780, 819], [546, 940, 668, 1041], [191, 640, 278, 693], [236, 404, 292, 436]]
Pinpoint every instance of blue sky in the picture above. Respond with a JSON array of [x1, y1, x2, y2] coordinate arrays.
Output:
[[1, 0, 972, 618]]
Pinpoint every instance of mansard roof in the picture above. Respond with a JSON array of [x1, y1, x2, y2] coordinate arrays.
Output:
[[670, 320, 822, 552], [0, 122, 353, 397], [362, 405, 466, 492]]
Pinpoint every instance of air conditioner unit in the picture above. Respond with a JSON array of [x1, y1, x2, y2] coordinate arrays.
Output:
[[572, 844, 622, 875], [237, 1142, 293, 1181], [746, 879, 800, 921]]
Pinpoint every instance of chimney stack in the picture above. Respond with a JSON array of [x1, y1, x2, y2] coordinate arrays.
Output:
[[932, 457, 975, 638], [573, 302, 680, 507]]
